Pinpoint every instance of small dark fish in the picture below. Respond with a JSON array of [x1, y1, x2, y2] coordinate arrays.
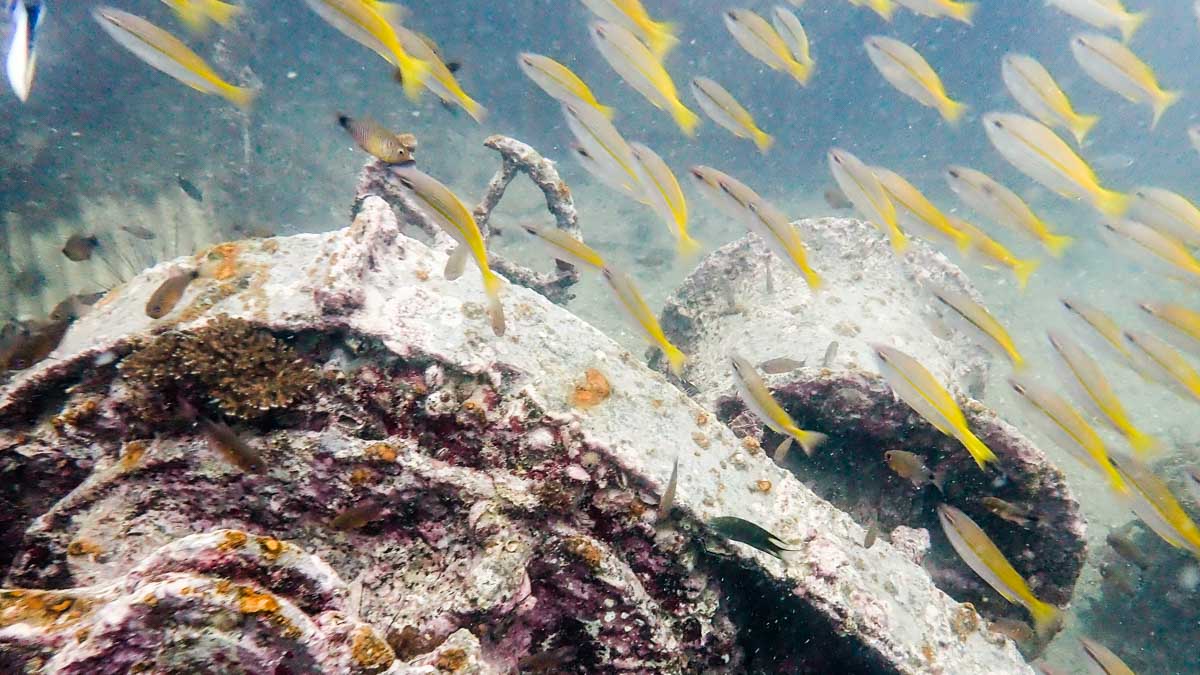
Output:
[[0, 318, 70, 371], [62, 233, 100, 261], [49, 291, 105, 323], [824, 186, 853, 210], [708, 515, 796, 560], [120, 224, 157, 240], [987, 617, 1035, 645], [331, 498, 385, 531], [1105, 531, 1151, 570], [758, 357, 804, 374], [199, 417, 266, 473], [657, 457, 679, 524], [885, 450, 943, 491], [822, 340, 839, 368], [980, 496, 1039, 528], [863, 521, 879, 548], [146, 269, 199, 319], [1098, 561, 1136, 594], [337, 113, 416, 164], [517, 645, 577, 672], [176, 174, 203, 202]]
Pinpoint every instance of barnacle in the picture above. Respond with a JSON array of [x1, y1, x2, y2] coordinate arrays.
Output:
[[118, 315, 318, 422]]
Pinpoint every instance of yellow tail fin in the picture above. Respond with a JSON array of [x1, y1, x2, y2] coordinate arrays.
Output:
[[1128, 428, 1160, 456], [1072, 113, 1099, 145], [1120, 11, 1148, 43], [1044, 234, 1073, 258], [676, 235, 703, 260], [462, 96, 488, 124], [870, 0, 896, 21], [794, 430, 829, 457], [789, 60, 812, 86], [803, 268, 823, 292], [953, 2, 978, 25], [595, 102, 616, 120], [203, 0, 243, 28], [952, 229, 972, 254], [483, 272, 506, 337], [175, 5, 209, 34], [942, 98, 968, 125], [369, 1, 410, 26], [962, 432, 998, 470], [1030, 602, 1063, 641], [664, 345, 687, 377], [396, 54, 431, 102], [1096, 189, 1130, 217], [221, 84, 257, 111], [753, 129, 775, 154], [1013, 258, 1040, 290], [1151, 89, 1181, 130], [647, 21, 680, 60], [888, 223, 909, 254], [672, 101, 701, 137]]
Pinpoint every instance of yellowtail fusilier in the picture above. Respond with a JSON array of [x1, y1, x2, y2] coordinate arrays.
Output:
[[1001, 53, 1098, 146], [92, 7, 256, 110], [828, 148, 908, 253], [848, 0, 896, 21], [301, 0, 428, 100], [1007, 374, 1125, 493], [872, 344, 998, 470], [950, 216, 1041, 290], [864, 35, 965, 124], [1111, 454, 1200, 558], [602, 266, 686, 376], [562, 103, 643, 202], [937, 504, 1062, 636], [570, 143, 645, 204], [689, 165, 822, 290], [894, 0, 976, 24], [630, 142, 698, 257], [589, 21, 699, 136], [872, 165, 970, 252], [1124, 330, 1200, 403], [690, 77, 773, 153], [1079, 637, 1137, 675], [929, 285, 1024, 368], [394, 24, 486, 123], [3, 0, 42, 102], [518, 53, 613, 119], [522, 224, 605, 271], [1139, 302, 1200, 356], [579, 0, 678, 60], [730, 353, 828, 461], [1047, 330, 1158, 454], [770, 7, 814, 75], [1101, 219, 1200, 285], [161, 0, 243, 35], [723, 9, 811, 85], [983, 113, 1128, 216], [1128, 187, 1200, 246], [1049, 0, 1146, 43], [1059, 297, 1150, 377], [944, 164, 1071, 256], [1070, 33, 1178, 129], [392, 164, 505, 336]]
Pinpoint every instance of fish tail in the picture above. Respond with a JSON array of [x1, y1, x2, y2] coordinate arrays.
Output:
[[647, 22, 680, 60], [870, 0, 896, 21], [595, 102, 616, 120], [752, 128, 775, 154], [1044, 233, 1073, 258], [1151, 89, 1181, 130], [962, 431, 998, 470], [888, 223, 910, 254], [793, 430, 828, 457], [802, 267, 823, 292], [952, 2, 977, 25], [952, 229, 972, 254], [1102, 459, 1129, 496], [1128, 428, 1160, 456], [1012, 257, 1040, 290], [1072, 113, 1099, 145], [788, 60, 812, 86], [676, 234, 704, 260], [664, 344, 687, 377], [1120, 11, 1148, 43], [462, 96, 489, 124], [483, 271, 506, 337], [175, 5, 210, 34], [941, 97, 968, 125], [396, 53, 431, 101], [1030, 602, 1063, 641], [371, 1, 410, 25], [221, 83, 257, 111], [1096, 189, 1130, 217], [671, 100, 701, 136], [203, 0, 243, 28]]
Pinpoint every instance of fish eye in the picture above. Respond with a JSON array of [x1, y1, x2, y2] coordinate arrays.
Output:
[[398, 177, 414, 189], [947, 169, 959, 178], [1134, 190, 1145, 198], [726, 11, 737, 20], [991, 120, 1003, 128], [1011, 382, 1025, 394], [1060, 299, 1073, 310]]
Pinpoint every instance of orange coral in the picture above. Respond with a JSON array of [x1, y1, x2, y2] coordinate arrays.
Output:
[[365, 443, 398, 462], [569, 368, 611, 409], [238, 588, 280, 615]]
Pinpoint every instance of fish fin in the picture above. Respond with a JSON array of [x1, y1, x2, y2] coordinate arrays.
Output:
[[1120, 11, 1148, 43], [369, 1, 410, 26], [1030, 603, 1063, 641], [931, 463, 950, 493], [175, 5, 210, 34], [1096, 189, 1130, 217], [962, 432, 998, 470], [789, 60, 812, 86], [953, 2, 977, 25], [664, 344, 687, 377], [1044, 234, 1073, 258], [1151, 89, 1181, 130], [444, 245, 468, 281], [1013, 258, 1040, 290], [941, 98, 968, 125], [803, 268, 823, 292], [483, 272, 506, 337], [676, 235, 703, 260], [888, 223, 909, 254], [1072, 113, 1099, 145], [671, 101, 701, 137], [871, 0, 896, 21], [773, 437, 794, 462], [222, 84, 257, 111], [203, 0, 243, 28], [795, 430, 828, 457], [753, 128, 775, 154], [461, 96, 488, 124], [396, 55, 431, 101], [1103, 461, 1129, 496], [647, 22, 680, 60], [595, 102, 616, 120], [1129, 429, 1160, 456], [952, 230, 972, 254]]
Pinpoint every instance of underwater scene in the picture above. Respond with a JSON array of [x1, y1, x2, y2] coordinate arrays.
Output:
[[5, 0, 1200, 672]]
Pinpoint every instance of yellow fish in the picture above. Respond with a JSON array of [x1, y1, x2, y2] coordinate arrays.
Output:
[[1129, 187, 1200, 246], [518, 53, 613, 119], [945, 164, 1073, 257], [895, 0, 976, 24], [828, 148, 908, 253], [690, 76, 773, 153], [160, 0, 242, 34], [580, 0, 679, 60], [1050, 0, 1147, 43], [301, 0, 429, 100], [1070, 32, 1179, 129], [873, 344, 998, 470], [630, 142, 698, 257], [392, 164, 505, 336], [522, 224, 606, 271], [1048, 330, 1157, 454], [723, 9, 811, 85], [1139, 301, 1200, 355], [848, 0, 897, 21], [864, 35, 965, 123], [1102, 219, 1200, 285], [872, 165, 970, 252], [937, 504, 1062, 636], [951, 217, 1041, 290], [602, 266, 686, 376], [771, 7, 815, 74], [562, 103, 643, 201], [589, 21, 698, 135], [929, 285, 1024, 368], [1007, 374, 1125, 493], [1001, 53, 1098, 145], [1111, 454, 1200, 558], [730, 353, 828, 460], [983, 112, 1128, 216], [92, 7, 256, 109], [1059, 297, 1145, 373], [1125, 330, 1200, 403], [394, 25, 486, 122]]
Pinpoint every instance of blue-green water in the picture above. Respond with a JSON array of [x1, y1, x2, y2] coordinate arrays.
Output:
[[5, 1, 1200, 672]]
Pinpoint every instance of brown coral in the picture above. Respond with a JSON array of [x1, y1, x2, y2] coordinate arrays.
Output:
[[569, 368, 611, 409], [118, 314, 318, 422]]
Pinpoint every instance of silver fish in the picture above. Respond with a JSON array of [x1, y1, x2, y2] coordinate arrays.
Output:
[[3, 0, 42, 102]]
